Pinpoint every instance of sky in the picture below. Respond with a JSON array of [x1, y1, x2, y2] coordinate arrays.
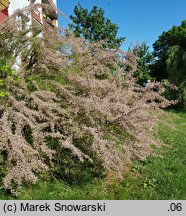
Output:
[[57, 0, 186, 51]]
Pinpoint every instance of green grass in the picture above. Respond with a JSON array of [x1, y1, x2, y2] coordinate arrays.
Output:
[[0, 111, 186, 200]]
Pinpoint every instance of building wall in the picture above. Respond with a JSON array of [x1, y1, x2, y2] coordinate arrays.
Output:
[[8, 0, 58, 26], [1, 0, 58, 26], [0, 0, 9, 23], [4, 0, 58, 71], [0, 8, 8, 23], [8, 0, 30, 15]]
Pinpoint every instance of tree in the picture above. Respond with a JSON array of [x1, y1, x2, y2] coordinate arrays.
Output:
[[69, 3, 125, 49], [129, 42, 154, 85], [152, 20, 186, 109], [152, 20, 186, 83]]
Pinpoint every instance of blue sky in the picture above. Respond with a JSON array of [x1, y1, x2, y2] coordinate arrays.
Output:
[[57, 0, 186, 51]]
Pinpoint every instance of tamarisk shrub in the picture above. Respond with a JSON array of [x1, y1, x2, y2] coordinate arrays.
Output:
[[0, 3, 66, 77], [0, 5, 176, 195]]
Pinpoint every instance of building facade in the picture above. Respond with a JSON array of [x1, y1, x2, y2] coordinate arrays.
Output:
[[0, 0, 58, 71], [0, 0, 58, 26], [0, 0, 9, 23]]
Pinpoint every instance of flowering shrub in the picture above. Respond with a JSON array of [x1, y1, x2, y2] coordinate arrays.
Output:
[[0, 5, 176, 195]]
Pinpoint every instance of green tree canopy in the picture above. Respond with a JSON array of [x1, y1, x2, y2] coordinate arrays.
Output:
[[152, 20, 186, 84], [129, 42, 154, 85], [152, 20, 186, 109], [68, 3, 125, 49]]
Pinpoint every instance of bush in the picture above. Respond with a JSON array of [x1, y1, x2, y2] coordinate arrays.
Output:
[[0, 4, 176, 196]]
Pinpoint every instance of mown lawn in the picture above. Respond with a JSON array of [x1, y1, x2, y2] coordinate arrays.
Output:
[[0, 111, 185, 200]]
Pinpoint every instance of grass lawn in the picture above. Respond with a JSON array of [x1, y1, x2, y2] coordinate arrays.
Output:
[[0, 110, 185, 200]]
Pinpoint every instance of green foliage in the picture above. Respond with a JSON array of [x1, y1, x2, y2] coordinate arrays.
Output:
[[152, 20, 186, 82], [152, 20, 186, 108], [166, 45, 186, 85], [0, 64, 18, 99], [45, 136, 104, 185], [129, 42, 154, 84], [179, 81, 186, 110], [69, 3, 125, 48], [0, 151, 7, 180]]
